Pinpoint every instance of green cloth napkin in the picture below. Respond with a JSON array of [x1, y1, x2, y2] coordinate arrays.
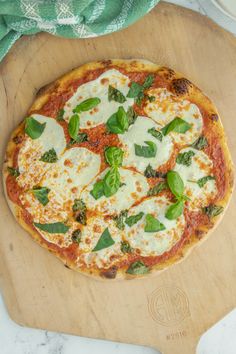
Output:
[[0, 0, 160, 62]]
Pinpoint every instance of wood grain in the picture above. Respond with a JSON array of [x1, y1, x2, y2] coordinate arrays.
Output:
[[0, 2, 236, 353]]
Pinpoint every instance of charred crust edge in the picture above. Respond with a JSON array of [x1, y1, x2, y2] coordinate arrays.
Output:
[[100, 60, 112, 67], [13, 135, 23, 144], [159, 67, 176, 80], [100, 266, 118, 279], [210, 113, 219, 121], [171, 78, 192, 95], [36, 82, 59, 98]]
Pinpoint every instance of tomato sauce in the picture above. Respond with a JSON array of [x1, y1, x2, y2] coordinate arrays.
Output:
[[6, 175, 23, 205], [37, 90, 73, 118], [5, 64, 229, 270]]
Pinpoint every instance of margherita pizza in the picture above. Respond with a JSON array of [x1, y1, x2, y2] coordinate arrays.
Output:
[[3, 59, 234, 279]]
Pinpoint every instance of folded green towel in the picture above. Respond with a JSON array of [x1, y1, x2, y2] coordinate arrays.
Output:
[[0, 0, 160, 62]]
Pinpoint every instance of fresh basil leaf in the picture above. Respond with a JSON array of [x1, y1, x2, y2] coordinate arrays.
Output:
[[143, 74, 154, 89], [167, 170, 184, 198], [103, 166, 121, 197], [191, 135, 208, 150], [125, 212, 144, 227], [40, 148, 58, 163], [144, 214, 165, 232], [106, 113, 123, 134], [203, 204, 223, 218], [90, 180, 104, 200], [106, 106, 129, 134], [25, 117, 46, 139], [32, 186, 50, 206], [105, 146, 124, 167], [92, 227, 115, 252], [71, 229, 81, 244], [121, 240, 132, 253], [127, 106, 137, 126], [56, 108, 65, 121], [113, 210, 128, 230], [148, 127, 163, 141], [148, 181, 168, 196], [117, 106, 129, 131], [34, 222, 69, 234], [135, 141, 157, 158], [176, 150, 195, 166], [72, 199, 87, 225], [126, 261, 149, 275], [108, 85, 126, 103], [7, 167, 20, 177], [73, 97, 101, 113], [165, 200, 184, 220], [197, 176, 215, 188], [127, 82, 143, 99], [162, 117, 191, 136], [67, 132, 88, 147], [68, 114, 80, 140], [127, 75, 154, 106]]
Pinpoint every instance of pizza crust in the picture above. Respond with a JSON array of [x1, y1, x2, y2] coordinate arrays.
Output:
[[3, 59, 234, 280]]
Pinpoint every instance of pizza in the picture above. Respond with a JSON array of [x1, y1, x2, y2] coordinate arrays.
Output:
[[3, 59, 234, 279]]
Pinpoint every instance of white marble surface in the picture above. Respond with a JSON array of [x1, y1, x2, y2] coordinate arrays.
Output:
[[167, 0, 236, 34], [2, 1, 236, 354]]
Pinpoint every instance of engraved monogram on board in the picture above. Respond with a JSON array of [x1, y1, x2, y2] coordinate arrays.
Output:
[[148, 285, 190, 326]]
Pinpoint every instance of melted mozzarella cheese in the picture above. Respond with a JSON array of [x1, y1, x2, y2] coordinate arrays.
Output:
[[63, 69, 134, 128], [144, 88, 203, 145], [81, 167, 149, 215], [17, 115, 66, 189], [30, 114, 66, 156], [173, 148, 217, 209], [77, 216, 123, 269], [125, 196, 185, 257], [41, 147, 101, 201], [119, 116, 174, 173], [20, 147, 100, 248]]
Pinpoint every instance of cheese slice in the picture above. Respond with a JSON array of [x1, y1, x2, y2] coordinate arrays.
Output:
[[63, 69, 134, 128], [144, 88, 203, 145], [173, 147, 217, 209], [17, 114, 66, 189], [20, 147, 101, 247], [41, 147, 101, 201], [125, 196, 186, 257], [119, 116, 174, 173], [81, 167, 149, 215], [77, 216, 123, 269]]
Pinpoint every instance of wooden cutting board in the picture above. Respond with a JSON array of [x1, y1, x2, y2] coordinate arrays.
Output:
[[0, 2, 236, 353]]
